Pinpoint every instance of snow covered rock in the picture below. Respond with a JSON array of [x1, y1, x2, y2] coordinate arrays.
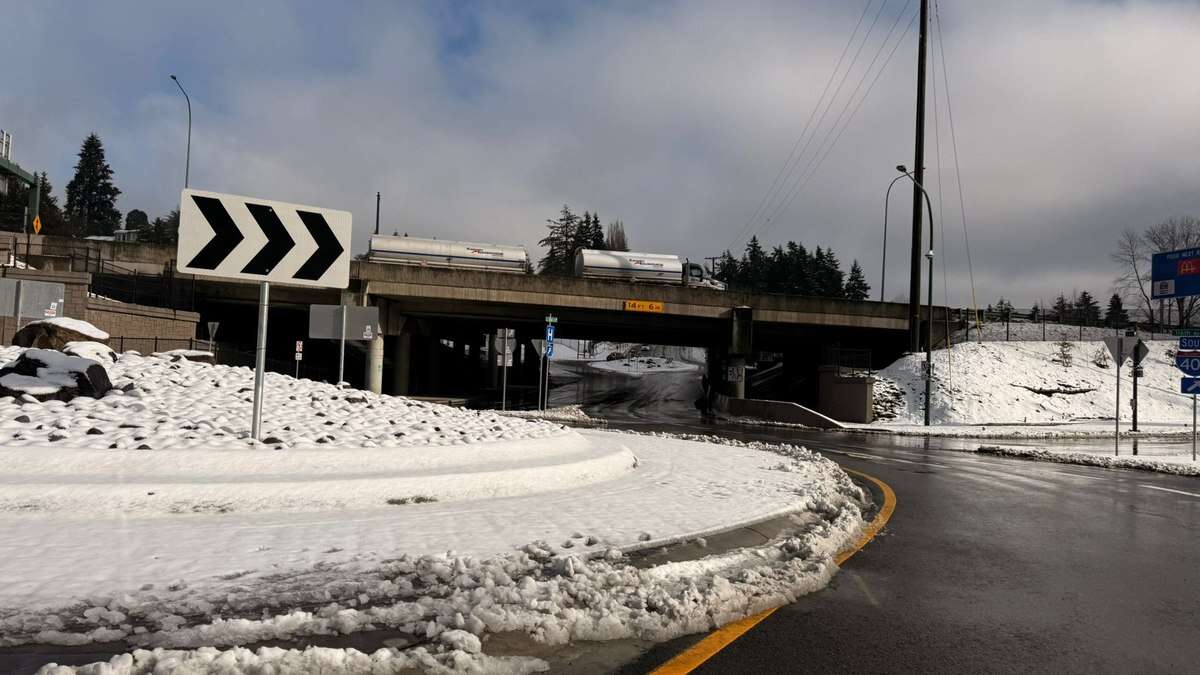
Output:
[[152, 349, 215, 365], [0, 348, 112, 402], [63, 341, 117, 363], [12, 318, 110, 350]]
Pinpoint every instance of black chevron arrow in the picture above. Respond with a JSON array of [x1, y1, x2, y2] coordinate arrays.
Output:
[[187, 195, 244, 270], [241, 203, 295, 275], [293, 210, 344, 281]]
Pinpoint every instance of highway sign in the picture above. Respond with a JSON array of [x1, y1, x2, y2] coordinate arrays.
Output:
[[1182, 378, 1200, 394], [1181, 336, 1200, 350], [624, 299, 664, 313], [1176, 351, 1200, 376], [176, 188, 351, 288], [1152, 247, 1200, 299]]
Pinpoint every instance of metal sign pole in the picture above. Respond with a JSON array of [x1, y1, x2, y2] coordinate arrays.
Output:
[[537, 352, 544, 411], [1194, 394, 1197, 462], [337, 304, 346, 385], [501, 329, 509, 411], [1114, 355, 1120, 457], [251, 281, 270, 441]]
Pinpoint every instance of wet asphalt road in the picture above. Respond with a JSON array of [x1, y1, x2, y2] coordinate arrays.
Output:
[[557, 366, 1200, 674]]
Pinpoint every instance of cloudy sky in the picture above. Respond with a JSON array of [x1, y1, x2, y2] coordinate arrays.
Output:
[[3, 0, 1198, 307]]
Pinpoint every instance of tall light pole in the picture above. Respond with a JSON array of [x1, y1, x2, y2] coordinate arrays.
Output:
[[882, 164, 915, 302], [907, 0, 931, 353], [170, 75, 191, 188], [925, 248, 935, 426]]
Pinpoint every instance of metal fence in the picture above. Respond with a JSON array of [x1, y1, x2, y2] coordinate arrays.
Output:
[[822, 346, 872, 376], [951, 307, 1176, 343], [111, 337, 338, 383]]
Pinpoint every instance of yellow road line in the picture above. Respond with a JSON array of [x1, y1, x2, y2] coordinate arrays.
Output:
[[649, 468, 896, 675]]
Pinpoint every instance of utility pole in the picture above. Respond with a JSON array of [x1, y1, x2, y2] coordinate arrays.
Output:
[[907, 0, 930, 353], [375, 191, 381, 236]]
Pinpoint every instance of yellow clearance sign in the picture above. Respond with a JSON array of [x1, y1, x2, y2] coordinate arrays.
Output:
[[624, 300, 664, 313], [32, 215, 42, 235]]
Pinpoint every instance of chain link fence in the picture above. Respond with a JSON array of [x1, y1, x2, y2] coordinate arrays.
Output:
[[952, 307, 1176, 343]]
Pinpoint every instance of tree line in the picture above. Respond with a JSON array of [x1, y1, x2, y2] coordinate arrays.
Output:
[[987, 292, 1130, 328], [537, 205, 630, 275], [713, 236, 869, 299], [0, 132, 179, 244]]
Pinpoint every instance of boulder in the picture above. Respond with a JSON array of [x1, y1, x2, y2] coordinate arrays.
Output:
[[0, 349, 112, 402], [13, 318, 110, 350], [64, 341, 118, 363]]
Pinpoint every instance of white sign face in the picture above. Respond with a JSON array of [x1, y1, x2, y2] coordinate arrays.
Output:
[[295, 351, 303, 361], [295, 340, 303, 353], [177, 188, 351, 288]]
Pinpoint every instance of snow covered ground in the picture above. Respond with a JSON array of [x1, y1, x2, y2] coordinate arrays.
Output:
[[976, 444, 1200, 476], [953, 320, 1175, 343], [0, 342, 866, 672], [870, 340, 1192, 436], [589, 356, 699, 377], [498, 404, 605, 426]]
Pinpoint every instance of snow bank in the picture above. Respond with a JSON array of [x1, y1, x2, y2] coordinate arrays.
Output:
[[874, 340, 1189, 428], [977, 445, 1200, 476], [498, 405, 605, 426], [589, 356, 699, 377]]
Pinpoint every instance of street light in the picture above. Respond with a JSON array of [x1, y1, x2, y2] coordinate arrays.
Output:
[[881, 164, 915, 302], [925, 248, 935, 426], [170, 75, 191, 188]]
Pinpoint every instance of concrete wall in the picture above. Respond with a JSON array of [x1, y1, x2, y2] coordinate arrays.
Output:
[[713, 392, 846, 429], [817, 367, 875, 423], [86, 297, 200, 340]]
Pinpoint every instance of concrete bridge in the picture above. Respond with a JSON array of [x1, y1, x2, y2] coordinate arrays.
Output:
[[8, 234, 955, 417]]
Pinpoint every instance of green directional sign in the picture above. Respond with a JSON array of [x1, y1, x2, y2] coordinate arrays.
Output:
[[1173, 328, 1200, 337]]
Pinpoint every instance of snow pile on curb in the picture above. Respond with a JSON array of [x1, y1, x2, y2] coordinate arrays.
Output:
[[12, 434, 865, 673], [498, 405, 605, 426], [589, 356, 698, 377], [977, 445, 1200, 476], [874, 340, 1189, 428]]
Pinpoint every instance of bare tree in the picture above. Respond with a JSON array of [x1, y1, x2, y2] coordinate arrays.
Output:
[[1111, 228, 1155, 325], [605, 220, 629, 251]]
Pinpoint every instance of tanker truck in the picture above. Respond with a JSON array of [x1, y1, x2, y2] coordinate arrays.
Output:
[[367, 235, 529, 273], [574, 249, 726, 290]]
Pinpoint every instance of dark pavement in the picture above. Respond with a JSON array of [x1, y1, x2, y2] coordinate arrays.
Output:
[[568, 367, 1200, 674]]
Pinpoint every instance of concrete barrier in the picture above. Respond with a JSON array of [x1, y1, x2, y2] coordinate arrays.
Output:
[[713, 392, 846, 429]]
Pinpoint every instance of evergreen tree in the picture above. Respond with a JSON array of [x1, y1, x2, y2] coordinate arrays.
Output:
[[1105, 293, 1129, 328], [1075, 290, 1101, 325], [537, 205, 580, 275], [64, 133, 121, 237], [813, 247, 845, 298], [741, 236, 768, 292], [844, 260, 870, 300], [1051, 294, 1073, 323], [587, 212, 605, 249], [36, 172, 68, 235], [714, 250, 739, 286], [786, 241, 812, 295], [605, 221, 629, 251], [124, 209, 149, 233], [1029, 303, 1041, 322], [142, 209, 180, 245]]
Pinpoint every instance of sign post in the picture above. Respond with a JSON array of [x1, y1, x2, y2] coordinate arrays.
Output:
[[308, 304, 380, 385], [294, 340, 303, 378], [1104, 336, 1140, 456], [497, 328, 513, 410], [177, 189, 351, 440], [1178, 337, 1200, 460], [542, 315, 557, 411]]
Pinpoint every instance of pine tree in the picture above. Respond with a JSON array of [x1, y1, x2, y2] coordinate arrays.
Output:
[[605, 221, 629, 251], [1051, 294, 1073, 323], [1075, 290, 1101, 325], [537, 205, 580, 275], [714, 250, 739, 286], [787, 241, 812, 295], [1105, 294, 1129, 328], [36, 172, 68, 235], [741, 236, 768, 292], [64, 133, 122, 237], [813, 247, 845, 298], [1029, 303, 1041, 322], [844, 260, 870, 300], [588, 212, 605, 249]]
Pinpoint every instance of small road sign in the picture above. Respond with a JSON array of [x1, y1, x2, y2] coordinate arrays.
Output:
[[531, 339, 546, 356], [1182, 378, 1200, 394], [1132, 340, 1149, 365], [1103, 336, 1138, 363], [1152, 247, 1200, 299], [308, 305, 381, 341], [295, 340, 303, 353], [31, 215, 41, 235], [624, 300, 664, 313], [176, 189, 351, 288]]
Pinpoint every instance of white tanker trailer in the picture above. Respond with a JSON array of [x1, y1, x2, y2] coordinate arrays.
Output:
[[574, 249, 726, 290], [367, 235, 529, 273]]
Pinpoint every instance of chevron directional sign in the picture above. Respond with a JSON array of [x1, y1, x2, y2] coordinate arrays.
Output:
[[176, 189, 351, 289]]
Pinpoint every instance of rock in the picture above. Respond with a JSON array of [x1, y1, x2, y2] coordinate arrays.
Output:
[[0, 349, 112, 402], [63, 341, 118, 363], [12, 319, 109, 350]]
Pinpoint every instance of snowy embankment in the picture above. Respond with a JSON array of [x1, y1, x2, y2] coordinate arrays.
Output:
[[498, 404, 605, 426], [0, 343, 866, 673], [871, 340, 1192, 437], [976, 445, 1200, 476]]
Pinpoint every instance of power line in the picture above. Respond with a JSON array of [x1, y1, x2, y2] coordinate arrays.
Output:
[[724, 1, 879, 255], [756, 4, 918, 241]]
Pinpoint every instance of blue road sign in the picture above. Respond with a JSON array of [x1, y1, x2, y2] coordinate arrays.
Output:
[[1183, 378, 1200, 394], [1181, 337, 1200, 351], [1177, 351, 1200, 376], [1152, 247, 1200, 299], [544, 324, 555, 357]]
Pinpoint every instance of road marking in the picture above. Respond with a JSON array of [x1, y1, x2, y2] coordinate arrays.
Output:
[[1140, 484, 1200, 499], [649, 469, 895, 675]]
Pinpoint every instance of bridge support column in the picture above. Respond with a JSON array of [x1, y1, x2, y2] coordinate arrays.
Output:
[[392, 332, 412, 395]]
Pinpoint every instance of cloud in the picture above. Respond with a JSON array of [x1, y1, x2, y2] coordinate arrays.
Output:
[[2, 0, 1198, 307]]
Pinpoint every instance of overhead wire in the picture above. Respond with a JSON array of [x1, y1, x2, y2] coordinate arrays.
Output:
[[756, 3, 917, 240], [933, 0, 980, 329], [723, 0, 878, 256]]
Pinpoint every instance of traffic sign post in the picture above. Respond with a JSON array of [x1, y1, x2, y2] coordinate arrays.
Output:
[[177, 189, 351, 440], [294, 340, 303, 378], [1103, 335, 1146, 456], [540, 315, 557, 411], [496, 328, 514, 410]]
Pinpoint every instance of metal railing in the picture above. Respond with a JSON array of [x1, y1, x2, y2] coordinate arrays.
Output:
[[111, 337, 337, 383], [955, 307, 1175, 343]]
